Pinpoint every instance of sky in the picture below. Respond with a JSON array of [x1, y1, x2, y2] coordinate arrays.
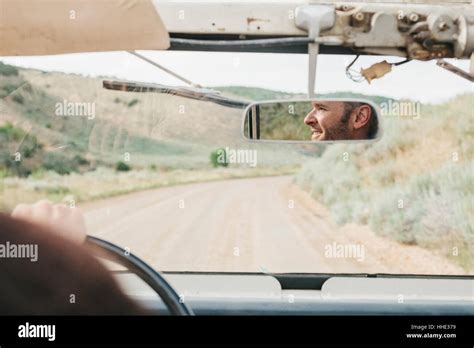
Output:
[[1, 51, 472, 104]]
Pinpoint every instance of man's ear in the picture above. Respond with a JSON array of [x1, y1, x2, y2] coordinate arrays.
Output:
[[353, 104, 372, 130]]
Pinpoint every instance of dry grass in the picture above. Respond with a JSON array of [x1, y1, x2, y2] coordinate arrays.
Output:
[[1, 165, 299, 213], [296, 93, 474, 271]]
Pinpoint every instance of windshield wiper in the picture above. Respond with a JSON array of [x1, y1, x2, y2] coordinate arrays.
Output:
[[102, 80, 250, 109]]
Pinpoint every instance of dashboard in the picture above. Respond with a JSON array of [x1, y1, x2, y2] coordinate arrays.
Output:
[[114, 272, 474, 315]]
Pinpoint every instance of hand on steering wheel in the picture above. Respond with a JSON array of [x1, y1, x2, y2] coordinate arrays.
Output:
[[12, 201, 192, 316]]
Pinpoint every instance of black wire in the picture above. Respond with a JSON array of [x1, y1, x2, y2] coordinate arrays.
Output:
[[392, 58, 411, 66], [346, 54, 360, 70], [345, 55, 365, 82], [170, 37, 314, 49], [347, 55, 410, 69]]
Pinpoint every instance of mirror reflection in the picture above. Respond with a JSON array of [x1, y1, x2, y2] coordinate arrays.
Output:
[[244, 99, 380, 142]]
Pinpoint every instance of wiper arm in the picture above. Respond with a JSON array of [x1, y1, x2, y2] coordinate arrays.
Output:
[[102, 80, 251, 109]]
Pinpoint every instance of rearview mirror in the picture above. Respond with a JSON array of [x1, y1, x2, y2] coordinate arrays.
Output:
[[243, 99, 381, 142]]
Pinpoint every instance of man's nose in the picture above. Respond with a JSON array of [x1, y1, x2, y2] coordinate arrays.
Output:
[[304, 112, 316, 126]]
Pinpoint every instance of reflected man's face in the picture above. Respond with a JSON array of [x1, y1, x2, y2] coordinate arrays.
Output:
[[304, 101, 350, 141], [303, 101, 373, 141]]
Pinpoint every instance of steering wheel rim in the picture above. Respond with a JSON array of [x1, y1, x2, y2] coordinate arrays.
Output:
[[85, 236, 194, 316]]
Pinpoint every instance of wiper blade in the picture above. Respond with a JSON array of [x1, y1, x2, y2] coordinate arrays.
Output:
[[102, 80, 250, 109]]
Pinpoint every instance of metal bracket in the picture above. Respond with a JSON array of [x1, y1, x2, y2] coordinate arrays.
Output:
[[295, 5, 336, 98], [354, 13, 405, 48], [437, 59, 474, 82]]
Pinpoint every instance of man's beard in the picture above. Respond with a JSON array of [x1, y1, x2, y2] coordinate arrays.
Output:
[[321, 108, 353, 140], [321, 121, 351, 140]]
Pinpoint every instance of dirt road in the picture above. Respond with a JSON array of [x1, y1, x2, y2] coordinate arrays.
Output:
[[83, 176, 466, 274]]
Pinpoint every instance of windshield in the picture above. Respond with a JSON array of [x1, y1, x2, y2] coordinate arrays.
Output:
[[0, 51, 472, 275]]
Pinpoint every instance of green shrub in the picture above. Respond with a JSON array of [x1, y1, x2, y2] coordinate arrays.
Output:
[[43, 153, 75, 175], [0, 123, 42, 176], [127, 99, 139, 107], [45, 186, 70, 195], [12, 94, 24, 104], [1, 84, 19, 97], [116, 161, 131, 172], [73, 154, 90, 166], [0, 62, 19, 76], [0, 122, 24, 141], [41, 152, 89, 175], [210, 148, 228, 168]]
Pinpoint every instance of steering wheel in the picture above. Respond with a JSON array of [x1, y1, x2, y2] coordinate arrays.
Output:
[[85, 236, 194, 316]]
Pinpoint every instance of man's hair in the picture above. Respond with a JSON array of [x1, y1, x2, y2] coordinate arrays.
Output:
[[343, 102, 379, 139], [0, 213, 148, 315]]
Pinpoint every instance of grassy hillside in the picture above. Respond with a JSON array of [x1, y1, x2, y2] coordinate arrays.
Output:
[[0, 64, 195, 176], [215, 85, 394, 105], [295, 93, 474, 270], [215, 86, 297, 100]]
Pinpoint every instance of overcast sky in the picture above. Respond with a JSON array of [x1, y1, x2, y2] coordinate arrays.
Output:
[[1, 51, 472, 104]]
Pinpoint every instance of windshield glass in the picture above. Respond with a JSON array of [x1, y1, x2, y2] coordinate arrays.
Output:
[[0, 51, 472, 275]]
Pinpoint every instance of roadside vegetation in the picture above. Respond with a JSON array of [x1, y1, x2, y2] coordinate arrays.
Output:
[[0, 165, 297, 212], [295, 93, 474, 270]]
